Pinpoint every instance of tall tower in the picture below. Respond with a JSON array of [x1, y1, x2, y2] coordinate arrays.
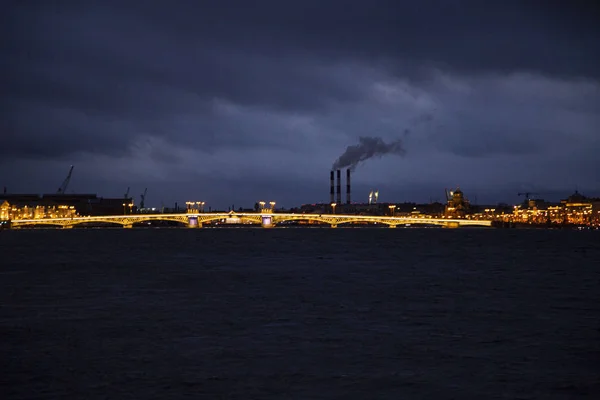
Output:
[[336, 169, 342, 204], [330, 171, 335, 204], [346, 168, 351, 204]]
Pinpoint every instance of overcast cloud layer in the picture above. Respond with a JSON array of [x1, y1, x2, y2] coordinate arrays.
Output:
[[2, 1, 599, 208]]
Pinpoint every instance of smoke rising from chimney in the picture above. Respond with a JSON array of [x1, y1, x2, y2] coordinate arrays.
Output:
[[332, 136, 405, 171]]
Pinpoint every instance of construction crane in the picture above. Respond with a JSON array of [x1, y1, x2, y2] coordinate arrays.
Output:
[[445, 188, 453, 201], [124, 187, 130, 200], [140, 188, 147, 209], [57, 165, 74, 194], [517, 192, 539, 200]]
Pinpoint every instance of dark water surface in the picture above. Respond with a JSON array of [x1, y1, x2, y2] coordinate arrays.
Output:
[[1, 228, 599, 399]]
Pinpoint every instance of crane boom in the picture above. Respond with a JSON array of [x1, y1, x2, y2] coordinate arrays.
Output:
[[517, 192, 539, 199], [445, 188, 452, 201], [57, 165, 74, 194]]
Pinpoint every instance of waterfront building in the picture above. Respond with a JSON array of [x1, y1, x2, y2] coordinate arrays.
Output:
[[445, 188, 469, 218], [0, 200, 9, 220], [0, 201, 78, 220], [561, 191, 599, 225]]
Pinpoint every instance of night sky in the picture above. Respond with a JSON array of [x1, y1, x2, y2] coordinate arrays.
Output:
[[2, 1, 599, 208]]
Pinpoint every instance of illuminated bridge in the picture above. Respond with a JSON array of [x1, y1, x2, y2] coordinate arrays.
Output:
[[9, 212, 492, 229]]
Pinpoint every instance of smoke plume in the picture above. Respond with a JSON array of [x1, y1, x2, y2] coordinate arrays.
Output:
[[332, 136, 405, 170]]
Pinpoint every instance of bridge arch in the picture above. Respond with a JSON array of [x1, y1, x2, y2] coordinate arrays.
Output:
[[272, 215, 334, 226], [12, 221, 67, 229], [12, 219, 127, 228], [195, 215, 263, 225], [334, 218, 396, 226], [128, 216, 188, 226]]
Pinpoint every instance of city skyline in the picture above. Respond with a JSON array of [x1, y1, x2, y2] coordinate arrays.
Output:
[[2, 1, 599, 208], [1, 165, 596, 210]]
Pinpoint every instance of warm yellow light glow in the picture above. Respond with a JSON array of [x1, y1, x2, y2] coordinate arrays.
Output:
[[6, 194, 599, 230]]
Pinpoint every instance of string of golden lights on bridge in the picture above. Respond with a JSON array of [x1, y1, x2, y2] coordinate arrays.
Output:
[[7, 210, 492, 229]]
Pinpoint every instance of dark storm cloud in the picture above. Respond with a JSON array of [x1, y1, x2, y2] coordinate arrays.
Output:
[[2, 104, 132, 159], [4, 1, 375, 109], [1, 1, 599, 205], [116, 0, 600, 78], [2, 1, 389, 160]]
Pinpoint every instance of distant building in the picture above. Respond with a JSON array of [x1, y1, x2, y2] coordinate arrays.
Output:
[[0, 193, 135, 216], [0, 200, 9, 220], [561, 191, 599, 225], [445, 188, 469, 218], [0, 200, 78, 220]]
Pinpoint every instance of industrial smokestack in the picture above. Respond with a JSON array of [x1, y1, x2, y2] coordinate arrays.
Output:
[[330, 171, 335, 204], [346, 168, 351, 204], [336, 169, 341, 204]]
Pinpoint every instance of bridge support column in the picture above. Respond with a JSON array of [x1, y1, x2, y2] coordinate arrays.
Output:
[[187, 216, 202, 228], [444, 221, 460, 229], [62, 225, 73, 229], [330, 224, 337, 229], [388, 224, 397, 229], [123, 224, 133, 229], [261, 215, 273, 228]]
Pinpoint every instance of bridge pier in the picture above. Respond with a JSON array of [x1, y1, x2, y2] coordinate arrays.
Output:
[[123, 224, 133, 229], [62, 225, 73, 229], [261, 216, 273, 228], [187, 216, 202, 228], [444, 221, 460, 229], [330, 224, 338, 229], [388, 224, 397, 228]]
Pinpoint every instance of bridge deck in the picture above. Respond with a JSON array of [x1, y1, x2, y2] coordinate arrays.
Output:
[[8, 213, 492, 228]]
